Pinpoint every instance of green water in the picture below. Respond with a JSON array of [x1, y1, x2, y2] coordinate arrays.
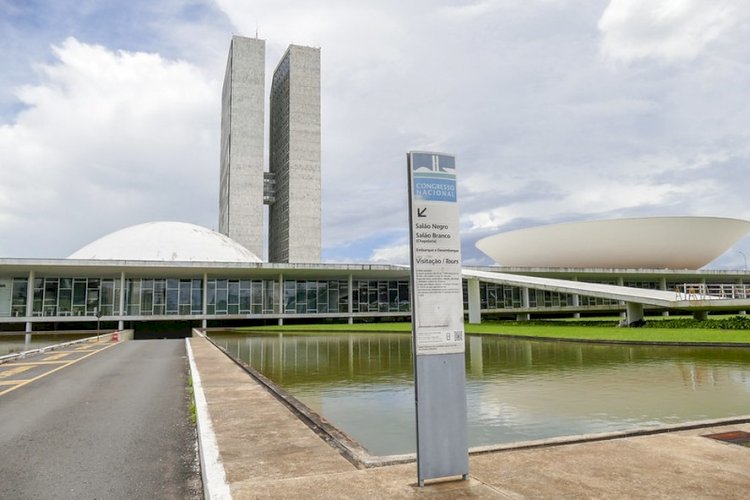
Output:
[[210, 332, 750, 456]]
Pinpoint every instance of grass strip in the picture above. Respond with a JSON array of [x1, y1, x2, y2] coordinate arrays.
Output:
[[235, 318, 750, 344]]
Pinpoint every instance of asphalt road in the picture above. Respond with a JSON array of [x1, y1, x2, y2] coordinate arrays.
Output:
[[0, 339, 201, 499]]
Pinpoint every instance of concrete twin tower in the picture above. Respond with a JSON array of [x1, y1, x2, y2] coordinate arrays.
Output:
[[219, 36, 321, 263]]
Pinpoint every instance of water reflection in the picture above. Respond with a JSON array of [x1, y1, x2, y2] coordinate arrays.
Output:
[[210, 332, 750, 456]]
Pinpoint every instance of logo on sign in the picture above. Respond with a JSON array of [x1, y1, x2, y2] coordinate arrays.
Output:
[[412, 153, 457, 202]]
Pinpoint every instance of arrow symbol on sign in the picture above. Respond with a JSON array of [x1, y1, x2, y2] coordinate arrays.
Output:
[[417, 208, 427, 217]]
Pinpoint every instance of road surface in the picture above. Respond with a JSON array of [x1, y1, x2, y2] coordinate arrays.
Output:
[[0, 339, 201, 499]]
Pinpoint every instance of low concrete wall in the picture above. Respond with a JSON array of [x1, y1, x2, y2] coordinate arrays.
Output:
[[117, 329, 134, 341], [0, 329, 131, 365]]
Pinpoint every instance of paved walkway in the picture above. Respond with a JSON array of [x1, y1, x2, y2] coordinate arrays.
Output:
[[0, 339, 201, 499], [189, 336, 750, 499]]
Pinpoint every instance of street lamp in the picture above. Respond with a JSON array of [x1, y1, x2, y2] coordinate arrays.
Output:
[[96, 307, 102, 342], [740, 251, 748, 271]]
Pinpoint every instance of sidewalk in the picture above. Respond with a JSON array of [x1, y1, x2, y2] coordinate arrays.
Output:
[[188, 336, 750, 499]]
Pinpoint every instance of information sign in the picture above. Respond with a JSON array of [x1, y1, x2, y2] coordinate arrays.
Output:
[[408, 151, 465, 355], [407, 151, 469, 485]]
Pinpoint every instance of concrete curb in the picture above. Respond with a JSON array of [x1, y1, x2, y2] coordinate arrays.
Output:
[[204, 333, 382, 469], [185, 337, 232, 500]]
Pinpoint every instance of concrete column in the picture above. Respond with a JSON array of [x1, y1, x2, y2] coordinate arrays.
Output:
[[25, 270, 34, 334], [659, 277, 669, 316], [693, 310, 708, 321], [518, 287, 530, 321], [571, 296, 580, 319], [467, 279, 481, 324], [118, 272, 126, 330], [617, 276, 626, 318], [202, 273, 208, 330], [348, 273, 354, 325], [626, 302, 644, 325]]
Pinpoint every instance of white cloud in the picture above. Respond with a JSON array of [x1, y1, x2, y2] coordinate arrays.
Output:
[[370, 243, 410, 264], [598, 0, 744, 63], [3, 2, 750, 267], [0, 37, 219, 257]]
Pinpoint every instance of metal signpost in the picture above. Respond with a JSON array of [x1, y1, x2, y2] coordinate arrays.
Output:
[[407, 151, 468, 486]]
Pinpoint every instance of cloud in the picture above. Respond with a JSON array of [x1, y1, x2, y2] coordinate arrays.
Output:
[[598, 0, 744, 63], [370, 243, 410, 264], [0, 37, 219, 257], [210, 0, 750, 268], [3, 1, 750, 270]]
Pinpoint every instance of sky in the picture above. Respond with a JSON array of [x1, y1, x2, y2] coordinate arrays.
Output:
[[1, 0, 749, 269]]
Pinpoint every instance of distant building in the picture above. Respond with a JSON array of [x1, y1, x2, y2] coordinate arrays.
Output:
[[219, 36, 321, 263], [268, 45, 321, 263], [3, 37, 748, 335], [219, 36, 266, 259]]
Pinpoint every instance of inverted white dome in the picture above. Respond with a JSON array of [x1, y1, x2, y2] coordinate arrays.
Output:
[[476, 217, 750, 269], [68, 221, 262, 263]]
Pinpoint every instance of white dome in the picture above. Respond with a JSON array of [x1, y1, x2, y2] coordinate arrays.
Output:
[[68, 221, 262, 263], [476, 217, 750, 269]]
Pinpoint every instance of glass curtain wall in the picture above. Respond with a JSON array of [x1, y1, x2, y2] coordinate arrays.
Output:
[[283, 280, 349, 314], [125, 278, 203, 316], [351, 280, 410, 313], [206, 279, 278, 315]]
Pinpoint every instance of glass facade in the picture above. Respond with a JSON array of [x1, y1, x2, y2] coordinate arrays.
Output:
[[124, 278, 204, 316], [10, 277, 122, 317], [352, 280, 410, 313], [2, 273, 746, 319], [207, 279, 277, 315]]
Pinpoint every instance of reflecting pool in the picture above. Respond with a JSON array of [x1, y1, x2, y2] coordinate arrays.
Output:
[[0, 333, 92, 357], [209, 332, 750, 456]]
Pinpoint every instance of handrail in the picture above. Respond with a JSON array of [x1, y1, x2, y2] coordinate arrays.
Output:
[[675, 283, 749, 300]]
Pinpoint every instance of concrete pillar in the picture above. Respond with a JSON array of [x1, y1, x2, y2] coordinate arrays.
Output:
[[348, 273, 354, 325], [571, 277, 580, 318], [659, 277, 669, 316], [518, 287, 530, 321], [626, 302, 644, 325], [202, 272, 208, 331], [467, 279, 481, 324], [617, 276, 626, 318], [25, 270, 34, 334], [118, 271, 126, 330], [693, 310, 708, 321]]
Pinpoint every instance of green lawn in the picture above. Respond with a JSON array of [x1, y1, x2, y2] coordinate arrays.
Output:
[[237, 318, 750, 344]]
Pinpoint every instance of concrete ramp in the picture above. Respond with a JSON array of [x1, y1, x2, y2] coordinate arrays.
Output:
[[462, 268, 750, 312]]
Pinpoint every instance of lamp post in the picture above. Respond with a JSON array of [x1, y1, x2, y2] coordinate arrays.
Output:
[[740, 251, 747, 271], [96, 307, 102, 342]]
